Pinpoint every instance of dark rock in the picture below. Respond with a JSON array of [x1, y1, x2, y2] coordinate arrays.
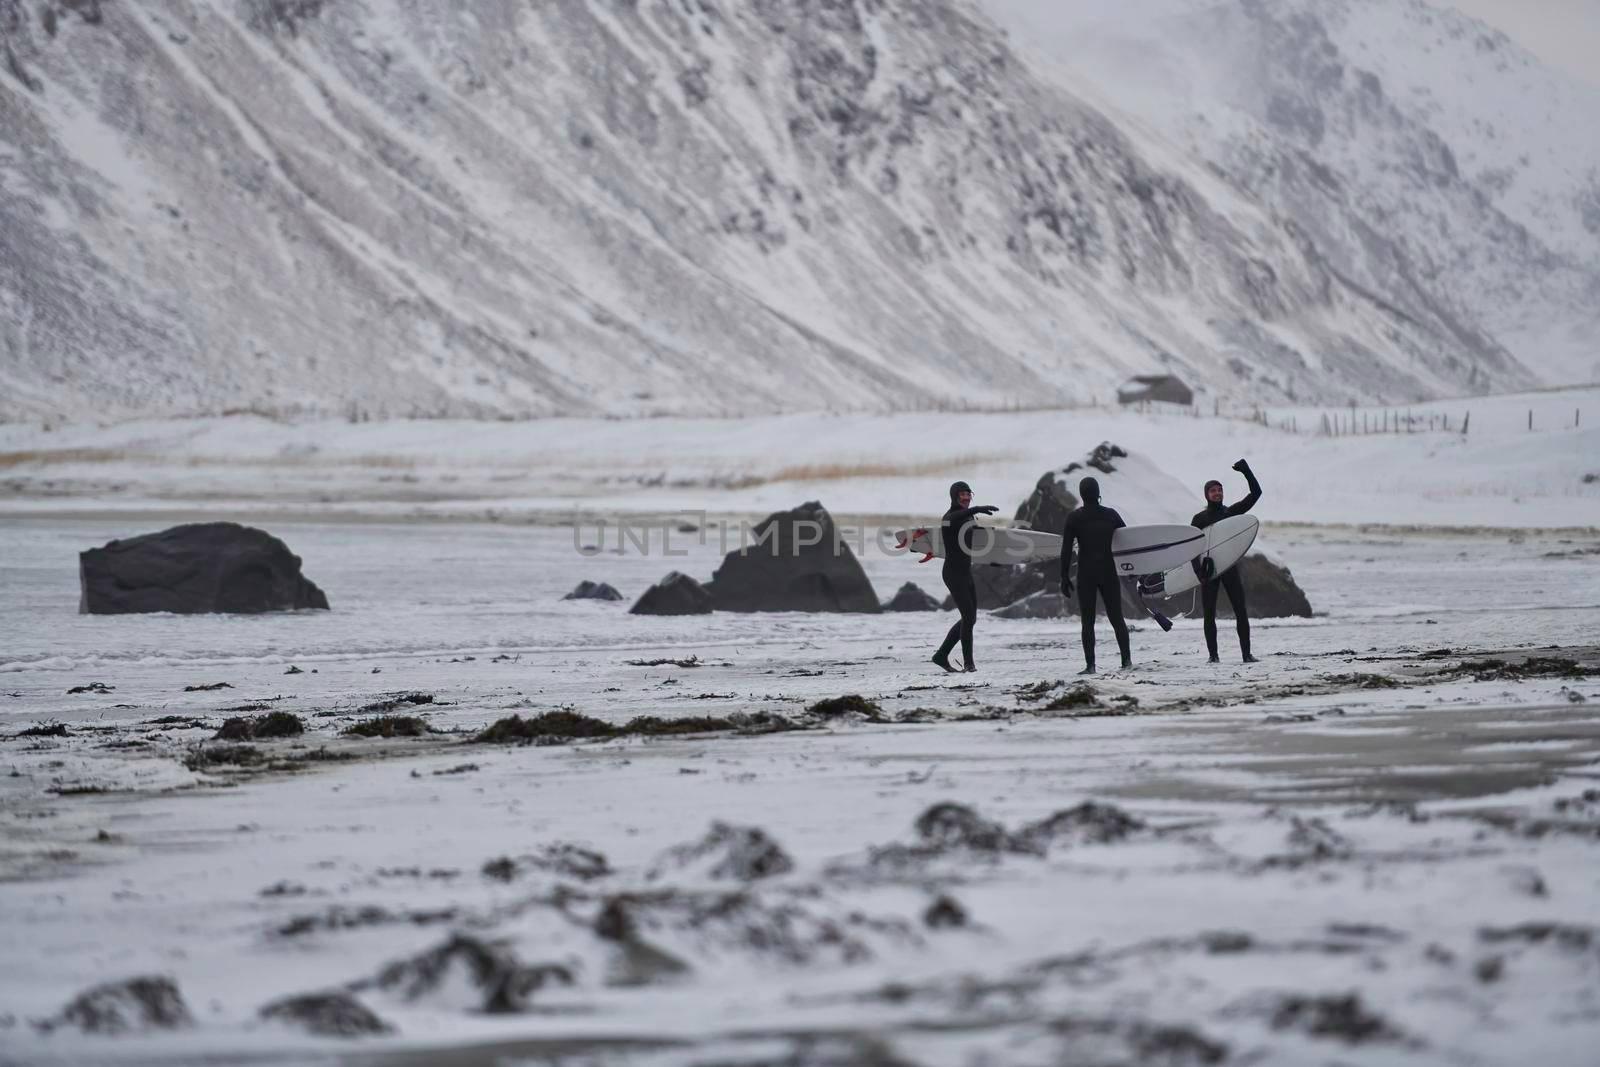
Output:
[[258, 991, 392, 1037], [357, 933, 572, 1014], [50, 975, 193, 1034], [993, 590, 1067, 619], [1019, 802, 1146, 848], [1013, 443, 1127, 530], [1228, 554, 1313, 618], [650, 821, 795, 881], [883, 581, 940, 612], [914, 802, 1040, 855], [1014, 469, 1079, 535], [630, 571, 714, 615], [923, 895, 968, 929], [1119, 550, 1312, 621], [564, 580, 624, 602], [1267, 993, 1407, 1045], [705, 501, 879, 613], [79, 523, 329, 615]]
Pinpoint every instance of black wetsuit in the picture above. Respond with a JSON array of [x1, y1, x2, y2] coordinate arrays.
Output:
[[1061, 501, 1131, 669], [1192, 467, 1262, 660], [935, 505, 988, 668]]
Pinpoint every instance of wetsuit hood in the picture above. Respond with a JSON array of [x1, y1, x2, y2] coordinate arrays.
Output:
[[948, 480, 972, 504], [1203, 479, 1224, 505], [1078, 476, 1100, 504]]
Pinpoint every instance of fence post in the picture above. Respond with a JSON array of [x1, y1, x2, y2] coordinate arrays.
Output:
[[1528, 409, 1533, 431], [1462, 411, 1469, 435]]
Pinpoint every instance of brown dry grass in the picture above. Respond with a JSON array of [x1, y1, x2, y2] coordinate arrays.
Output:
[[0, 449, 417, 470], [0, 448, 135, 469], [762, 453, 1012, 483]]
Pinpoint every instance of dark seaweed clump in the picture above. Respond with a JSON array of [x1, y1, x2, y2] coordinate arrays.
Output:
[[184, 744, 266, 771], [1323, 673, 1401, 689], [1452, 657, 1591, 682], [1043, 685, 1100, 710], [214, 712, 305, 741], [477, 710, 795, 744], [16, 722, 70, 738], [343, 716, 432, 738], [356, 692, 436, 714], [805, 695, 883, 718]]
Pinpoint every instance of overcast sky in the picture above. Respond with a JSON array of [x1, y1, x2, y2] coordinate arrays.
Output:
[[1443, 0, 1600, 89]]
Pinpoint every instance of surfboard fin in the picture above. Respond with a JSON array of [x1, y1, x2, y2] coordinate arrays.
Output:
[[918, 553, 934, 563], [1147, 608, 1174, 632]]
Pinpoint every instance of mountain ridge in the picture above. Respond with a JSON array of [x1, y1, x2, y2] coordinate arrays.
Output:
[[0, 0, 1581, 422]]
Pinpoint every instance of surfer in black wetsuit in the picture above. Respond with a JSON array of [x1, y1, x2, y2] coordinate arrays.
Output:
[[1193, 459, 1262, 663], [1060, 476, 1131, 675], [932, 481, 998, 673]]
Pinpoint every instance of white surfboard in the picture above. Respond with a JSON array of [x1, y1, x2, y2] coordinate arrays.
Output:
[[1137, 515, 1259, 598], [894, 522, 1207, 575]]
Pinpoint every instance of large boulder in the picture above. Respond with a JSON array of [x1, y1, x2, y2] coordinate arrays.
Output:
[[630, 572, 713, 615], [1221, 554, 1313, 618], [1014, 467, 1081, 533], [940, 563, 1037, 610], [883, 582, 941, 612], [706, 501, 879, 613], [993, 590, 1068, 619], [1131, 553, 1313, 621], [79, 523, 329, 615], [564, 580, 623, 602]]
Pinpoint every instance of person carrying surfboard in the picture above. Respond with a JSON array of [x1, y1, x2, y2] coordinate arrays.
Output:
[[1060, 476, 1132, 675], [1193, 459, 1262, 663], [932, 481, 998, 673]]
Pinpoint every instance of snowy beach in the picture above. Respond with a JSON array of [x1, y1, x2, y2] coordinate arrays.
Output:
[[6, 0, 1600, 1060], [3, 403, 1599, 1065]]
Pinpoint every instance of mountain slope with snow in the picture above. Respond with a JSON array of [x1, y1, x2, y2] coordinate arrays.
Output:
[[987, 0, 1600, 388], [0, 0, 1579, 422]]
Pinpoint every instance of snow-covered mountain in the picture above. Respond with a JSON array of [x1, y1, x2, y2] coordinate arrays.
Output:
[[988, 0, 1600, 389], [0, 0, 1587, 422]]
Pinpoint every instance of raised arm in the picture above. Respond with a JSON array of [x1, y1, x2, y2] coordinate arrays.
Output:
[[946, 504, 999, 525], [1227, 459, 1262, 516]]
